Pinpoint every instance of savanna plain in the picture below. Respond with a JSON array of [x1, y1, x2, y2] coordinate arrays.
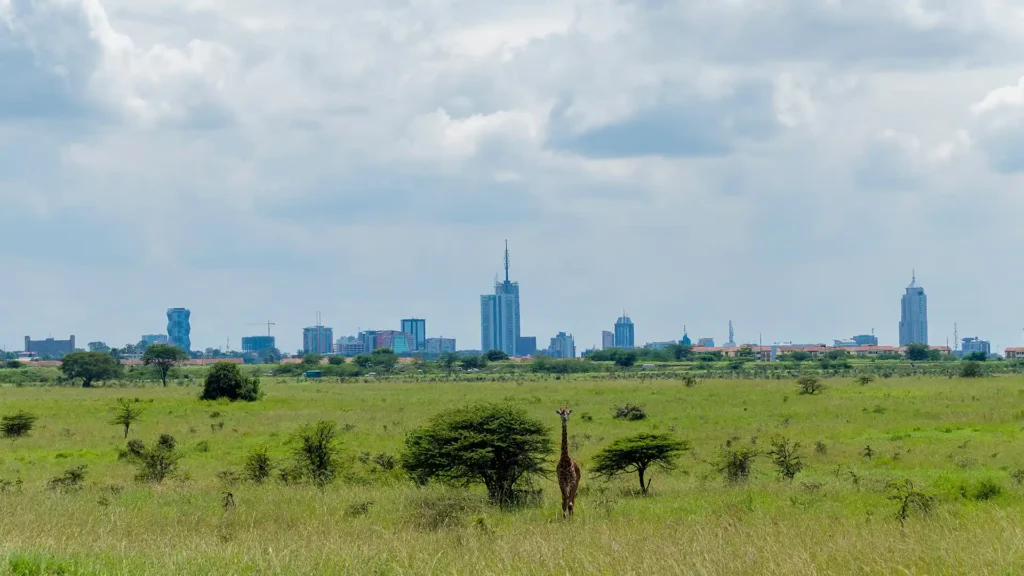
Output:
[[2, 373, 1024, 575]]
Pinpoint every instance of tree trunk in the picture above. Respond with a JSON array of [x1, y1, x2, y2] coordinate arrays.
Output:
[[82, 379, 93, 388], [638, 467, 647, 495]]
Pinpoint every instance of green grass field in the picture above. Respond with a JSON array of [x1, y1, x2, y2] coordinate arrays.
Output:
[[2, 375, 1024, 575]]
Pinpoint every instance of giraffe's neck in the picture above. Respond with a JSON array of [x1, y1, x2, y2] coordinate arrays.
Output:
[[560, 419, 570, 461]]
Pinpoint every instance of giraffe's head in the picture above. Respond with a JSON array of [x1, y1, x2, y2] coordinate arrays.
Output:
[[555, 405, 573, 422]]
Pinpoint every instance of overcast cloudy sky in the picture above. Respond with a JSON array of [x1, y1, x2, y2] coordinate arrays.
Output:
[[3, 0, 1024, 353]]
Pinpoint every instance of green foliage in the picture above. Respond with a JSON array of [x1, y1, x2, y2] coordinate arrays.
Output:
[[530, 357, 601, 374], [302, 353, 324, 365], [402, 403, 552, 505], [327, 356, 345, 365], [614, 350, 639, 368], [718, 444, 758, 482], [767, 437, 804, 480], [964, 478, 1003, 501], [796, 375, 825, 395], [87, 341, 110, 353], [60, 352, 121, 388], [779, 351, 812, 362], [110, 398, 146, 439], [142, 344, 190, 386], [460, 355, 487, 371], [1, 411, 38, 438], [964, 351, 988, 362], [905, 344, 930, 361], [592, 433, 691, 494], [293, 421, 342, 486], [48, 465, 88, 492], [484, 350, 510, 362], [201, 363, 263, 402], [960, 361, 984, 379], [3, 360, 23, 369], [244, 446, 275, 484], [613, 404, 648, 421], [887, 479, 934, 526], [856, 374, 875, 385], [121, 434, 183, 483], [438, 353, 458, 374], [681, 374, 698, 387], [371, 348, 400, 374]]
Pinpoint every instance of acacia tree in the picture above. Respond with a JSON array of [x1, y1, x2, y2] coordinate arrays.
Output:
[[402, 403, 552, 505], [61, 352, 121, 388], [142, 344, 189, 387], [111, 398, 146, 438], [592, 433, 691, 495]]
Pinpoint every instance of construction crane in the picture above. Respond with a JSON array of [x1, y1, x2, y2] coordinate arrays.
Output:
[[247, 321, 276, 336]]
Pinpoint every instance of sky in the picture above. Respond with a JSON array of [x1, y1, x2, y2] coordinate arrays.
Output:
[[3, 0, 1024, 354]]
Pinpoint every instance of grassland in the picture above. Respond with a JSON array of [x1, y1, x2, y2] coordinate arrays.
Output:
[[2, 374, 1024, 575]]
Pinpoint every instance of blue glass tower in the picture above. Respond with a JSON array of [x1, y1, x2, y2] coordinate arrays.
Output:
[[167, 308, 191, 352]]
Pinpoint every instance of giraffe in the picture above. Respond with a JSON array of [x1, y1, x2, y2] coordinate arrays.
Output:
[[555, 405, 581, 518]]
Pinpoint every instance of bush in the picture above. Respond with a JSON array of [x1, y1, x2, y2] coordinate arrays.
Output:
[[613, 404, 648, 421], [1, 411, 38, 438], [110, 398, 146, 439], [402, 403, 552, 505], [796, 375, 825, 395], [681, 374, 698, 387], [293, 421, 342, 486], [968, 478, 1003, 501], [592, 433, 691, 494], [244, 447, 275, 484], [201, 363, 263, 402], [327, 356, 345, 365], [960, 361, 984, 379], [48, 465, 88, 492], [120, 434, 183, 483], [3, 360, 23, 369], [767, 437, 804, 480], [856, 374, 875, 386], [717, 444, 758, 482], [887, 479, 934, 526], [484, 350, 510, 362]]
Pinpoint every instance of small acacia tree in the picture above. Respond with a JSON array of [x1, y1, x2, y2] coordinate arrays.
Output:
[[111, 398, 146, 438], [767, 436, 804, 480], [592, 433, 691, 495], [142, 344, 189, 387], [402, 403, 552, 505], [1, 411, 38, 438], [293, 421, 342, 486], [61, 352, 121, 388], [201, 363, 262, 402], [796, 375, 825, 395]]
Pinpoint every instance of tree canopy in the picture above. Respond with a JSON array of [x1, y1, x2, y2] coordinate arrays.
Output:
[[592, 433, 691, 494], [484, 349, 510, 361], [142, 344, 189, 387], [905, 344, 930, 361], [200, 363, 262, 402], [402, 403, 552, 504], [61, 352, 121, 388]]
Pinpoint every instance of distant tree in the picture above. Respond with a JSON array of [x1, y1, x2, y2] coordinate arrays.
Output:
[[302, 353, 323, 365], [796, 375, 825, 395], [121, 344, 138, 356], [614, 350, 639, 368], [258, 348, 282, 364], [327, 356, 345, 365], [111, 398, 146, 439], [61, 352, 121, 388], [371, 348, 399, 374], [402, 403, 552, 504], [1, 411, 38, 438], [767, 437, 804, 480], [136, 340, 151, 353], [736, 347, 756, 359], [960, 361, 984, 379], [670, 344, 693, 360], [460, 355, 487, 371], [142, 344, 189, 387], [964, 351, 987, 362], [87, 341, 111, 353], [824, 350, 849, 361], [439, 352, 458, 375], [353, 355, 373, 369], [3, 360, 23, 369], [200, 363, 262, 402], [905, 344, 930, 361], [485, 349, 510, 362], [592, 433, 691, 495], [781, 351, 812, 362]]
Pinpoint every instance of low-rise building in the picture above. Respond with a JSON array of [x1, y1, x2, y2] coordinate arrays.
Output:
[[24, 335, 75, 359]]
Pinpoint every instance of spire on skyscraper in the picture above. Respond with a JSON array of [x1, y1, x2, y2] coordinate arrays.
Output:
[[909, 269, 916, 288], [504, 240, 510, 284]]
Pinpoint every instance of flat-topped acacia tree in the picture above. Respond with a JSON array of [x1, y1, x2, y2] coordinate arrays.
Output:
[[142, 344, 190, 387]]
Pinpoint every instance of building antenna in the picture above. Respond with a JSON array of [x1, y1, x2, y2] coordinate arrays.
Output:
[[504, 240, 510, 284], [954, 322, 958, 352]]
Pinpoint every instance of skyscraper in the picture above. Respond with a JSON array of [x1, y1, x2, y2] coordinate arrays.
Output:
[[401, 319, 427, 352], [167, 308, 191, 352], [480, 241, 521, 356], [614, 314, 634, 349], [899, 272, 928, 346], [547, 332, 576, 359], [725, 321, 736, 347], [303, 326, 334, 354], [602, 331, 615, 350]]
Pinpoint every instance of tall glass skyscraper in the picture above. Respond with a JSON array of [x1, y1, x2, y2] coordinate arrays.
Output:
[[899, 273, 928, 346], [614, 314, 635, 349], [401, 319, 427, 352], [481, 242, 521, 356], [167, 308, 191, 352]]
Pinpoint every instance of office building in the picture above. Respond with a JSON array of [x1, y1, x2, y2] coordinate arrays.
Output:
[[680, 330, 692, 346], [242, 336, 276, 353], [899, 273, 928, 346], [425, 337, 457, 355], [547, 332, 576, 359], [373, 330, 416, 354], [517, 336, 537, 357], [141, 334, 167, 346], [167, 308, 191, 351], [961, 337, 991, 357], [614, 314, 635, 349], [336, 336, 367, 357], [480, 242, 521, 356], [835, 334, 879, 347], [602, 331, 615, 350], [303, 326, 334, 354], [401, 319, 427, 352], [697, 337, 715, 347], [23, 335, 75, 359]]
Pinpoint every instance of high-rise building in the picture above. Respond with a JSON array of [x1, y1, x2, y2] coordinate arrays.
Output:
[[835, 334, 879, 347], [336, 336, 367, 356], [547, 332, 576, 359], [602, 331, 615, 350], [724, 321, 736, 347], [481, 242, 521, 357], [141, 334, 168, 346], [961, 337, 991, 357], [614, 314, 634, 349], [401, 319, 427, 352], [697, 337, 715, 347], [899, 273, 928, 346], [373, 330, 416, 354], [23, 335, 75, 359], [242, 336, 276, 353], [517, 336, 537, 357], [303, 326, 334, 354], [680, 327, 692, 346], [425, 338, 457, 355], [167, 308, 191, 352]]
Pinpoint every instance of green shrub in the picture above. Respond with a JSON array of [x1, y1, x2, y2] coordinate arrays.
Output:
[[796, 375, 825, 395], [120, 434, 183, 483], [48, 465, 88, 492], [960, 361, 984, 379], [767, 437, 804, 480], [293, 421, 342, 486], [613, 404, 647, 421], [717, 444, 758, 482], [1, 411, 38, 438], [201, 363, 262, 402], [244, 447, 275, 484]]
